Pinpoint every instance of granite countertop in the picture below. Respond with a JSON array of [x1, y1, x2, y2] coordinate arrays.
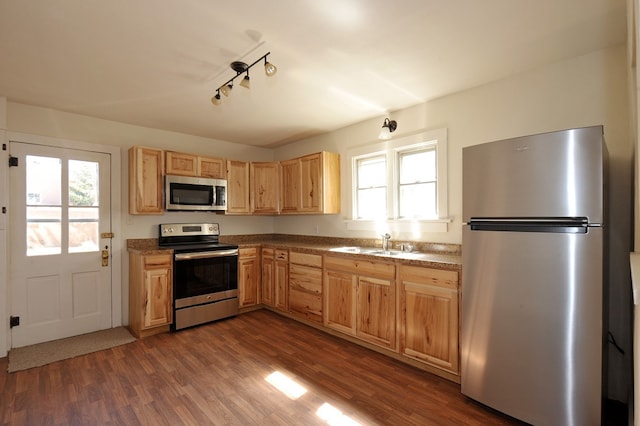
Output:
[[127, 234, 462, 270]]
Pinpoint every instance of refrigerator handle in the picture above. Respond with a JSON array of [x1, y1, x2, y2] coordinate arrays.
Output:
[[467, 217, 589, 233]]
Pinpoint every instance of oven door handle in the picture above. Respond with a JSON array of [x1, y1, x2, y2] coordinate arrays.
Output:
[[174, 249, 239, 261]]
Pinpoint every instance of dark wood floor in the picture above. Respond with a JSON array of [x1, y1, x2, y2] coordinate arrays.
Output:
[[0, 310, 526, 425]]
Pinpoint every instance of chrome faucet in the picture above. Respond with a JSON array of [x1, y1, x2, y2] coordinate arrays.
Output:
[[381, 233, 391, 252]]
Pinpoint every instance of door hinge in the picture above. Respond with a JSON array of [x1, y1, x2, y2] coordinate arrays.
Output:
[[2, 207, 5, 214], [9, 316, 20, 328], [2, 143, 6, 151], [8, 156, 18, 167]]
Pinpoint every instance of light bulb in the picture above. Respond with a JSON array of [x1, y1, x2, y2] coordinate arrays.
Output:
[[211, 93, 221, 105]]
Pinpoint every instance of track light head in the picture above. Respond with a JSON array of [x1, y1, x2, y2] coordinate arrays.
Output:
[[212, 52, 276, 105], [240, 73, 250, 89], [220, 83, 232, 97], [264, 60, 277, 77], [211, 91, 221, 106], [379, 118, 397, 140]]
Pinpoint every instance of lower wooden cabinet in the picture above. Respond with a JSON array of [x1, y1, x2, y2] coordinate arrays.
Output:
[[399, 264, 459, 374], [238, 247, 260, 308], [261, 248, 275, 307], [128, 252, 173, 338], [289, 251, 323, 323], [324, 255, 396, 349], [274, 249, 289, 312]]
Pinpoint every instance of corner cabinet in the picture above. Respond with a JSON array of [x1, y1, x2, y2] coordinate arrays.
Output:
[[399, 265, 459, 375], [128, 146, 164, 215], [250, 162, 280, 214], [280, 152, 340, 215], [128, 252, 173, 338]]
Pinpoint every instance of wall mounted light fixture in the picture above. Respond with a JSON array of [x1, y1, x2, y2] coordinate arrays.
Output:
[[379, 118, 397, 139], [211, 52, 277, 106]]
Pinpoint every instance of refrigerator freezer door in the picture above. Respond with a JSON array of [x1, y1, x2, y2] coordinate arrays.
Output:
[[462, 126, 604, 224], [461, 226, 603, 425]]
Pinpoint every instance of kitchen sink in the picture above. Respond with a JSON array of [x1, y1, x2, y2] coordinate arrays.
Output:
[[369, 250, 404, 256], [329, 246, 407, 257], [329, 246, 377, 254]]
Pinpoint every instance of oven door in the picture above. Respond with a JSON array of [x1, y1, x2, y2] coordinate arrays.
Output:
[[173, 249, 238, 308]]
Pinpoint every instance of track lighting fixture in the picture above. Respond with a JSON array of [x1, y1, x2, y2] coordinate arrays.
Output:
[[379, 118, 397, 140], [211, 52, 276, 106]]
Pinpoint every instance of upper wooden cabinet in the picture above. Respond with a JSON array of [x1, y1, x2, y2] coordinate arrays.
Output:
[[251, 162, 279, 214], [280, 152, 340, 215], [279, 158, 300, 214], [129, 146, 164, 215], [226, 160, 251, 214], [166, 151, 225, 179], [198, 156, 225, 179]]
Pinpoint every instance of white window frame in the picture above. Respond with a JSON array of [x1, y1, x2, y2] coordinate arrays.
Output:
[[345, 128, 450, 234]]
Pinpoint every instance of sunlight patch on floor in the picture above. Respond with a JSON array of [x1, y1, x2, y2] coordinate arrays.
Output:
[[316, 402, 362, 426], [265, 371, 308, 400]]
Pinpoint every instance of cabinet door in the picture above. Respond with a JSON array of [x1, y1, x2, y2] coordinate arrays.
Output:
[[324, 270, 356, 336], [143, 265, 172, 329], [299, 153, 323, 212], [356, 276, 395, 349], [198, 156, 225, 178], [226, 160, 251, 214], [251, 162, 279, 213], [128, 146, 164, 214], [275, 259, 289, 312], [279, 159, 299, 213], [261, 248, 275, 306], [238, 248, 259, 307], [165, 151, 197, 176], [400, 266, 459, 374]]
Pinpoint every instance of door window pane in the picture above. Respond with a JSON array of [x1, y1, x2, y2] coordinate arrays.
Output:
[[69, 207, 99, 253], [68, 160, 99, 253], [26, 156, 62, 256], [69, 160, 99, 206]]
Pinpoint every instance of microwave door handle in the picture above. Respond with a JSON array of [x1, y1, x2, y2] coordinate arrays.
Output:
[[174, 249, 239, 261]]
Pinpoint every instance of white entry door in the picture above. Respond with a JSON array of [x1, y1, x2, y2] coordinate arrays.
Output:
[[9, 142, 112, 348]]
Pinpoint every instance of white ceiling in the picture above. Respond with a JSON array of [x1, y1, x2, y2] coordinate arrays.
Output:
[[0, 1, 627, 147]]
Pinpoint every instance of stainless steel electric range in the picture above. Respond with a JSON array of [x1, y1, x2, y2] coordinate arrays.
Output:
[[158, 223, 238, 331]]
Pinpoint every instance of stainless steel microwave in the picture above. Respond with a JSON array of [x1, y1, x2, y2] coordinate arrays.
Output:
[[165, 175, 227, 211]]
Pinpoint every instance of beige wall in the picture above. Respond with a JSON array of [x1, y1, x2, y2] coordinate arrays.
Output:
[[275, 45, 633, 402]]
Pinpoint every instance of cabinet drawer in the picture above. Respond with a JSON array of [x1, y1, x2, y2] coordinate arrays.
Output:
[[143, 254, 172, 268], [290, 251, 322, 268], [239, 247, 258, 257], [275, 249, 289, 261], [289, 264, 322, 294], [399, 265, 458, 290], [289, 289, 322, 321], [324, 255, 395, 279]]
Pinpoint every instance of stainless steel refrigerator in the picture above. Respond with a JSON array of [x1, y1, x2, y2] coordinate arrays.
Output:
[[461, 126, 606, 425]]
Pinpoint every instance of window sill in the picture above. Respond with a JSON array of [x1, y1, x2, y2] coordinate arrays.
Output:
[[344, 218, 452, 234]]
